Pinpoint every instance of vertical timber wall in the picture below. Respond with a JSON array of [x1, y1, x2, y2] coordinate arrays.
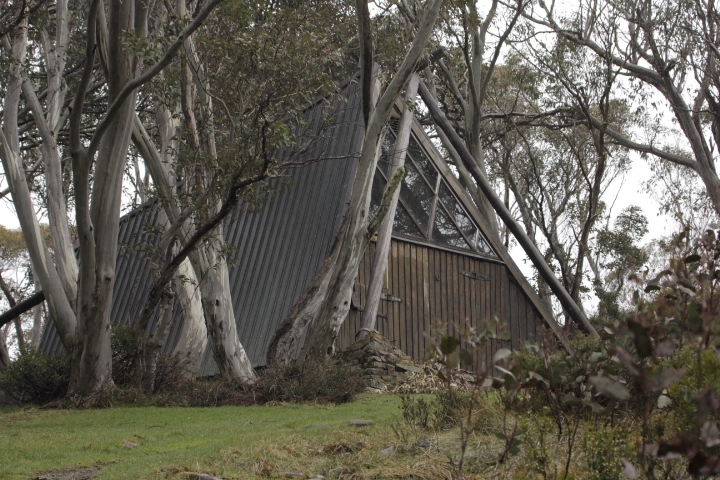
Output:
[[339, 238, 545, 369]]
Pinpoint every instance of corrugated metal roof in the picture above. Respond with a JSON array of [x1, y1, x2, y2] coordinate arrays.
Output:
[[38, 202, 180, 355], [199, 82, 364, 373], [40, 81, 365, 369]]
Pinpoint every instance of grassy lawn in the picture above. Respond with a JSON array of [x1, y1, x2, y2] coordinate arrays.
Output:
[[1, 394, 472, 480]]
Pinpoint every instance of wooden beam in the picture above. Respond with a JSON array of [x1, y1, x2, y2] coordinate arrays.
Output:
[[0, 291, 45, 329], [418, 80, 598, 338]]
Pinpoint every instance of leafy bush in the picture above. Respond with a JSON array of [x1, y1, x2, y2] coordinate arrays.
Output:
[[256, 359, 366, 404], [110, 324, 138, 386], [0, 348, 70, 404], [667, 346, 720, 432], [583, 426, 634, 480], [399, 394, 437, 429], [512, 333, 629, 416]]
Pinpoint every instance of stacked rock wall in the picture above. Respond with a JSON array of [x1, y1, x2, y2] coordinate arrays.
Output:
[[335, 332, 421, 389]]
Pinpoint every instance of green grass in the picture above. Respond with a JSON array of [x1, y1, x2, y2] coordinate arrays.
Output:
[[1, 394, 440, 479], [2, 392, 641, 480]]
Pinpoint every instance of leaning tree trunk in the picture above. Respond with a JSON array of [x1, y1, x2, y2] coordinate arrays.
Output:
[[170, 258, 208, 374], [199, 233, 255, 379], [418, 80, 598, 336], [358, 73, 419, 339], [0, 17, 78, 350], [268, 0, 444, 365], [0, 329, 9, 371], [266, 221, 344, 365], [151, 104, 208, 374], [174, 2, 255, 380]]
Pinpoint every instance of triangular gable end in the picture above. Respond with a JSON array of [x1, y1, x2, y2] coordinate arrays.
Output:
[[369, 103, 565, 344]]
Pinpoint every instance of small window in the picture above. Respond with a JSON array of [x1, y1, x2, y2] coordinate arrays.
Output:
[[432, 207, 470, 249], [393, 203, 424, 238], [439, 182, 477, 240], [369, 129, 497, 257], [408, 135, 439, 188], [399, 160, 434, 231], [377, 130, 396, 177]]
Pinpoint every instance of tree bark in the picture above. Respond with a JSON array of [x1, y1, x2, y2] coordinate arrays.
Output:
[[419, 80, 598, 337], [199, 236, 254, 379], [170, 258, 207, 374], [358, 73, 419, 339], [0, 325, 9, 371], [0, 17, 77, 349], [285, 0, 444, 364], [267, 237, 342, 365], [69, 0, 138, 397]]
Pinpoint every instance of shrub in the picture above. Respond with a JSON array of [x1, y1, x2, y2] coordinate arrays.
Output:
[[666, 345, 720, 432], [398, 390, 501, 433], [256, 359, 366, 404], [583, 426, 634, 480], [110, 324, 138, 386], [152, 353, 191, 394], [512, 333, 629, 415], [0, 347, 70, 404], [399, 394, 437, 429]]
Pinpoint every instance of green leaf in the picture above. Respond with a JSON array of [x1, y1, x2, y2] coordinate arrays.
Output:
[[627, 320, 652, 358], [440, 336, 460, 355], [586, 401, 605, 413], [644, 282, 660, 293], [688, 303, 702, 333], [649, 369, 686, 392], [459, 349, 472, 366], [562, 393, 580, 405], [685, 254, 701, 263], [508, 446, 521, 455], [590, 352, 603, 363], [446, 350, 459, 369], [657, 395, 672, 409], [590, 376, 631, 401], [496, 365, 516, 380], [494, 432, 506, 440], [493, 348, 512, 364]]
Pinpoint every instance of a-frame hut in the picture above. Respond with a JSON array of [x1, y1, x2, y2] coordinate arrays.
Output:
[[39, 79, 562, 372]]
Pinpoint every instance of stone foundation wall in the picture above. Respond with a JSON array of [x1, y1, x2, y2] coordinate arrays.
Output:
[[335, 332, 421, 389]]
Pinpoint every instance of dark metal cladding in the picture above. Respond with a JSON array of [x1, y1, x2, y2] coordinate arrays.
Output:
[[39, 202, 168, 355], [37, 77, 559, 374], [39, 81, 365, 371], [199, 81, 364, 374]]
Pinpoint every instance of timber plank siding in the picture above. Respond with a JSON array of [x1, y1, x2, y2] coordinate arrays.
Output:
[[341, 237, 547, 366]]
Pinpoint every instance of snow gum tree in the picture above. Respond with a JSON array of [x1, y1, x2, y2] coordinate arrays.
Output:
[[268, 0, 444, 364], [0, 0, 223, 398]]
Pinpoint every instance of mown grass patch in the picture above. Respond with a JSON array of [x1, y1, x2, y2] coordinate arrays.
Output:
[[2, 394, 462, 479], [0, 392, 657, 480]]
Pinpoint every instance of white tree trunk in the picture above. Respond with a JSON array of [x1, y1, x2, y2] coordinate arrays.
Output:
[[359, 73, 419, 338], [171, 258, 207, 374], [199, 233, 254, 379], [272, 0, 444, 364], [137, 103, 251, 380], [0, 18, 77, 349], [69, 0, 139, 396]]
